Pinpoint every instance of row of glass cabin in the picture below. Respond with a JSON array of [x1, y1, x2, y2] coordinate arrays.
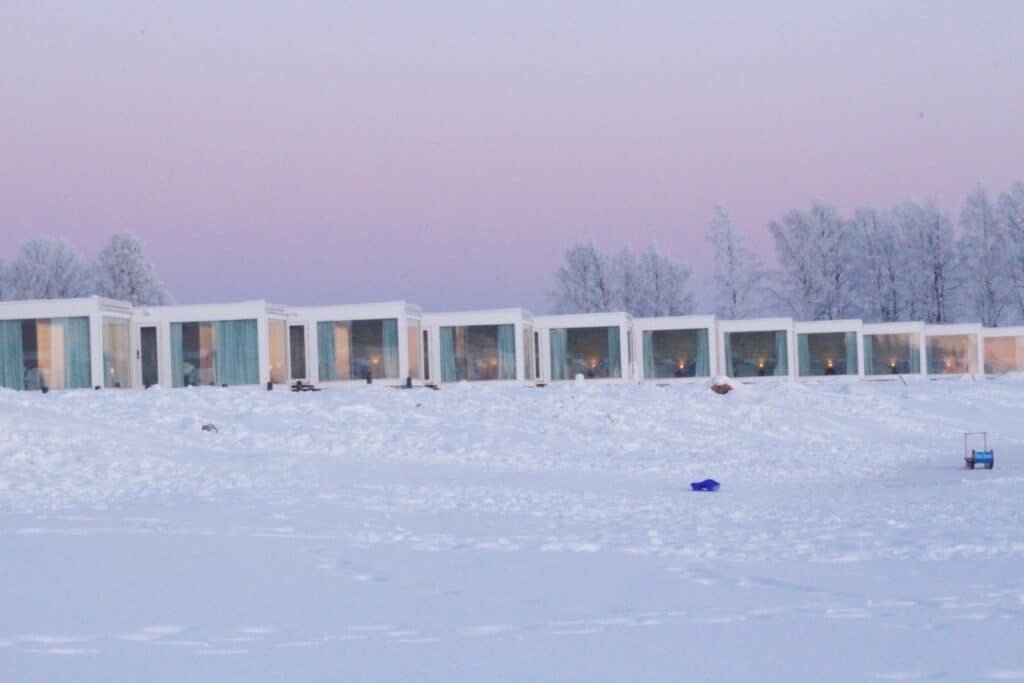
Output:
[[2, 297, 1023, 391]]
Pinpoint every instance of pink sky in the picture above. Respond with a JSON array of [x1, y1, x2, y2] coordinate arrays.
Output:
[[2, 2, 1022, 311]]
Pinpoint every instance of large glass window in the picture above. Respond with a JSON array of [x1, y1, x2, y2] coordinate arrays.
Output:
[[984, 336, 1024, 374], [289, 325, 306, 379], [550, 326, 621, 380], [268, 320, 287, 384], [643, 329, 711, 379], [317, 319, 400, 381], [439, 324, 516, 382], [926, 334, 978, 375], [863, 333, 920, 375], [797, 332, 858, 377], [0, 317, 91, 390], [171, 319, 259, 387], [725, 330, 788, 377], [407, 321, 421, 379], [103, 317, 130, 388]]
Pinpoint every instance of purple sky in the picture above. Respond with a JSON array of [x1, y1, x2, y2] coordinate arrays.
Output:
[[2, 2, 1023, 312]]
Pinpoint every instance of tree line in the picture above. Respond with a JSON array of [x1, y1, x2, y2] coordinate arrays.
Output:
[[551, 181, 1024, 325], [0, 234, 169, 305]]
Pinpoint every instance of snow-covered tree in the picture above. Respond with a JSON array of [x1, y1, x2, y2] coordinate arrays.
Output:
[[93, 233, 170, 305], [6, 236, 91, 300], [997, 182, 1024, 322], [706, 205, 762, 319], [768, 203, 858, 320], [897, 201, 959, 323], [852, 205, 904, 322], [632, 246, 695, 317], [550, 243, 694, 316], [610, 247, 641, 315], [958, 187, 1010, 326], [548, 243, 616, 313]]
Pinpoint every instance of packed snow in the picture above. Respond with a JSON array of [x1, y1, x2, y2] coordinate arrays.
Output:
[[1, 377, 1023, 681]]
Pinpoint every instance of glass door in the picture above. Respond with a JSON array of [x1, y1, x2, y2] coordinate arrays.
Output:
[[140, 326, 159, 388], [289, 325, 307, 380]]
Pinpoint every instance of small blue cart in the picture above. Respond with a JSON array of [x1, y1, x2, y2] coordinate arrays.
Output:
[[964, 432, 994, 470]]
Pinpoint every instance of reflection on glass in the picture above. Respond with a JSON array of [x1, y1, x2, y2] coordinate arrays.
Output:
[[440, 324, 516, 382], [103, 317, 131, 388], [863, 333, 920, 375], [797, 332, 858, 377], [268, 321, 287, 384], [317, 319, 400, 381], [172, 319, 259, 387], [407, 322, 420, 379], [550, 326, 621, 380], [0, 317, 91, 390], [926, 334, 978, 374], [984, 336, 1024, 374], [643, 329, 711, 379], [523, 327, 535, 380], [725, 331, 788, 377]]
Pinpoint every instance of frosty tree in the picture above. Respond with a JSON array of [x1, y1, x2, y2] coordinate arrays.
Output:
[[631, 246, 694, 317], [851, 206, 905, 322], [550, 243, 694, 316], [94, 233, 170, 305], [706, 205, 761, 319], [897, 201, 959, 324], [769, 203, 859, 320], [957, 188, 1009, 326], [998, 182, 1024, 321], [549, 243, 616, 313], [7, 236, 92, 300]]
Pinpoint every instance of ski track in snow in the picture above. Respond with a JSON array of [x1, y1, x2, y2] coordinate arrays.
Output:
[[1, 377, 1023, 680]]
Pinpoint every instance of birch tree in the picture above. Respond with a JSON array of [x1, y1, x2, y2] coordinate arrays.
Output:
[[706, 205, 762, 319], [94, 233, 170, 305], [549, 243, 616, 313], [7, 236, 92, 300], [958, 187, 1010, 326]]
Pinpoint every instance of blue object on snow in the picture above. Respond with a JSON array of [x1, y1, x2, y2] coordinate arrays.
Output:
[[690, 479, 720, 492], [973, 450, 994, 464]]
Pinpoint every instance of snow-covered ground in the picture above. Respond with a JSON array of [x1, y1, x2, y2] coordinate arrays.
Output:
[[1, 377, 1023, 681]]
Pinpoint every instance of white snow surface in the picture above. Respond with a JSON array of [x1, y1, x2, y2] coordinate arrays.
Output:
[[1, 378, 1023, 681]]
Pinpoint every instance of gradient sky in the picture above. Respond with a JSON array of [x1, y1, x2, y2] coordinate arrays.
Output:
[[2, 2, 1023, 312]]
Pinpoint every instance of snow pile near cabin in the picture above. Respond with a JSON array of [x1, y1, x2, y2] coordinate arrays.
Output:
[[1, 378, 1023, 681]]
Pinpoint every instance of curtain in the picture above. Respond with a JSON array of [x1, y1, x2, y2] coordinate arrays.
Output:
[[317, 322, 337, 382], [549, 329, 567, 380], [695, 329, 710, 377], [862, 336, 874, 375], [845, 332, 858, 375], [382, 319, 400, 378], [908, 336, 921, 374], [774, 331, 788, 376], [724, 334, 734, 376], [213, 319, 259, 385], [798, 334, 811, 377], [171, 323, 185, 387], [61, 317, 92, 388], [642, 331, 654, 379], [440, 327, 457, 382], [0, 319, 24, 390], [497, 324, 516, 380], [607, 327, 621, 377]]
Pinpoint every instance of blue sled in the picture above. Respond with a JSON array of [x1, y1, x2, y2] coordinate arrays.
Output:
[[690, 479, 720, 492]]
